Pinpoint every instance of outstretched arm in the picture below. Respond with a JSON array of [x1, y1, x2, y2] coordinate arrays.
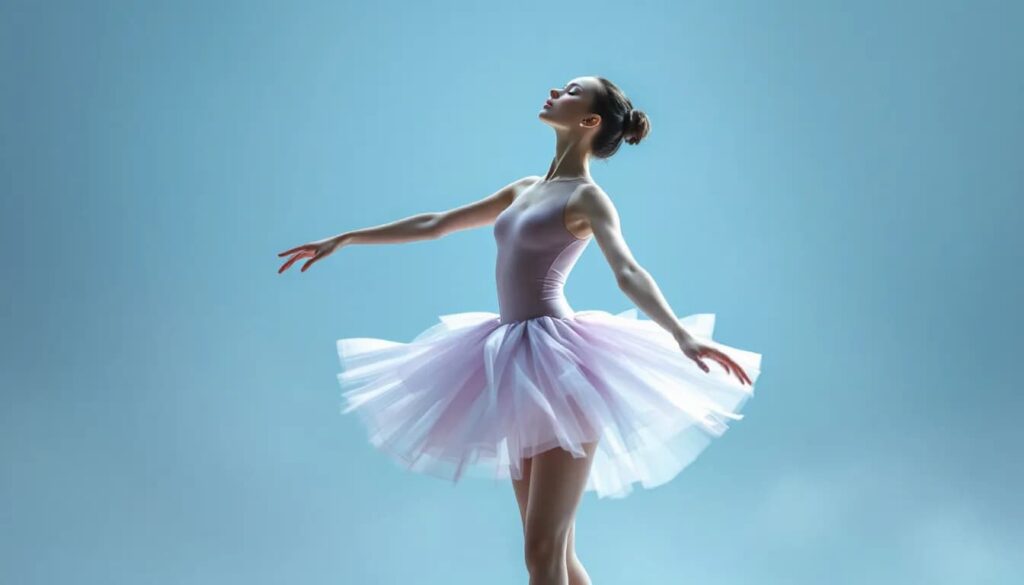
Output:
[[578, 184, 686, 338], [577, 184, 751, 384], [430, 175, 541, 237], [277, 175, 540, 273]]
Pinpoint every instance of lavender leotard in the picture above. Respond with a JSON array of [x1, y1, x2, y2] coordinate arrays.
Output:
[[492, 181, 592, 324]]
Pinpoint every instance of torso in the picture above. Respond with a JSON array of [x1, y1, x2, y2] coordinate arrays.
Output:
[[512, 178, 594, 241], [492, 178, 595, 324]]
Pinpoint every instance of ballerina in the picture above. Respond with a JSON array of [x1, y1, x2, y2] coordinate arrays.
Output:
[[278, 75, 762, 585]]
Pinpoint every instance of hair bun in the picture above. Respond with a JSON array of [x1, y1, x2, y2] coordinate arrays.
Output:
[[590, 76, 651, 158], [622, 108, 650, 146]]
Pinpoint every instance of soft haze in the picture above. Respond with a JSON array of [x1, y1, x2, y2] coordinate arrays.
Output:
[[2, 1, 1021, 584]]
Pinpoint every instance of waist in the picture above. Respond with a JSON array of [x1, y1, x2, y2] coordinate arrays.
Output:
[[497, 293, 574, 324]]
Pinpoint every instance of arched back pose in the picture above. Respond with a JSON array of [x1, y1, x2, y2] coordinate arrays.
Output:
[[278, 76, 762, 585]]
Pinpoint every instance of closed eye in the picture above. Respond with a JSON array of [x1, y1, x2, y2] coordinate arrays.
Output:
[[561, 83, 582, 96]]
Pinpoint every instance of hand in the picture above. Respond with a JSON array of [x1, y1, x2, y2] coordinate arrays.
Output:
[[277, 235, 345, 273], [675, 332, 752, 386]]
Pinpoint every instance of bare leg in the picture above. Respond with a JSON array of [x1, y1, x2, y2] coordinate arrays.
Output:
[[566, 522, 591, 585], [521, 442, 599, 585], [513, 457, 592, 585], [512, 455, 534, 528]]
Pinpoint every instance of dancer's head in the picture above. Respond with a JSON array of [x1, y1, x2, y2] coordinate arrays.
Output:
[[538, 76, 651, 159]]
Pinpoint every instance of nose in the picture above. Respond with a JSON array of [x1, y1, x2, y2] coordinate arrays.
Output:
[[549, 89, 559, 99]]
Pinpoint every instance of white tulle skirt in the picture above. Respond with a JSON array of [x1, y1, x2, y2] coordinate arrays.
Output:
[[336, 308, 762, 499]]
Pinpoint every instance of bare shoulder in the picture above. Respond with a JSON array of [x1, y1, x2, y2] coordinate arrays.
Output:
[[575, 182, 618, 220], [432, 175, 546, 236], [562, 181, 619, 240], [577, 181, 610, 201], [512, 175, 544, 200]]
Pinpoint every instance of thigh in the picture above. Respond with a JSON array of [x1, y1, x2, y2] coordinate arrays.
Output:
[[524, 442, 599, 542]]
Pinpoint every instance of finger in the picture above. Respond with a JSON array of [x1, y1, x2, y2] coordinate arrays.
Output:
[[278, 251, 310, 273], [278, 251, 309, 273], [717, 352, 751, 386], [278, 245, 310, 257], [721, 356, 749, 385], [738, 370, 751, 386], [733, 361, 752, 386], [301, 251, 324, 272], [723, 355, 752, 385], [714, 357, 733, 376], [278, 256, 298, 274], [705, 350, 733, 376], [691, 356, 710, 373]]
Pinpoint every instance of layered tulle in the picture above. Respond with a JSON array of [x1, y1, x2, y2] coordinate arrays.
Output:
[[336, 308, 762, 499]]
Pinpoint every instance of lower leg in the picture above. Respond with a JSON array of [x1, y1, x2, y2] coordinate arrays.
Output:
[[566, 521, 592, 585], [526, 531, 570, 585]]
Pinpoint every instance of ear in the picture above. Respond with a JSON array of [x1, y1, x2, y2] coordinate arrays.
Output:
[[581, 114, 601, 129]]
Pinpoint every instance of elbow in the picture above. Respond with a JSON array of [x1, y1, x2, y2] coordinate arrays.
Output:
[[424, 213, 445, 239], [615, 264, 644, 291]]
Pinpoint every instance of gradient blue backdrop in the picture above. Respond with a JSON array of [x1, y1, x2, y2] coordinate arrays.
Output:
[[3, 1, 1021, 583]]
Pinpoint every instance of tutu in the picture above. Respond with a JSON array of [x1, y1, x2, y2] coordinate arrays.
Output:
[[335, 178, 763, 499], [337, 308, 761, 499]]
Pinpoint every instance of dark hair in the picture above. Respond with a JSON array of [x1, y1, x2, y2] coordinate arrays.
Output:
[[589, 76, 651, 159]]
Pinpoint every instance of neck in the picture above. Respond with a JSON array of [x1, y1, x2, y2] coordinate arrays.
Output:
[[543, 130, 592, 181]]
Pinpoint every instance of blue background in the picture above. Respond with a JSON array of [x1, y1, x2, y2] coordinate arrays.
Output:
[[3, 1, 1021, 583]]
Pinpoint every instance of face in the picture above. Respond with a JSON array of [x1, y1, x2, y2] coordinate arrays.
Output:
[[538, 76, 602, 132]]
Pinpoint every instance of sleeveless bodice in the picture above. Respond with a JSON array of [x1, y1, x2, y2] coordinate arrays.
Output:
[[492, 182, 592, 323]]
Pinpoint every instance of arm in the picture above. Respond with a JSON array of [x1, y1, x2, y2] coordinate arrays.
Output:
[[277, 175, 540, 273], [340, 175, 540, 245], [333, 212, 439, 246], [431, 175, 541, 238], [576, 184, 690, 342], [577, 184, 752, 385]]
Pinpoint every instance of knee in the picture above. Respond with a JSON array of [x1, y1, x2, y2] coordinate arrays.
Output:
[[524, 529, 569, 571]]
